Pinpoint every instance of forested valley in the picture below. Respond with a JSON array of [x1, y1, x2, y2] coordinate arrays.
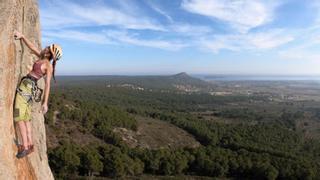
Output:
[[45, 75, 320, 179]]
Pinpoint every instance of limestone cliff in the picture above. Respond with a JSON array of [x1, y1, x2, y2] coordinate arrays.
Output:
[[0, 0, 54, 179]]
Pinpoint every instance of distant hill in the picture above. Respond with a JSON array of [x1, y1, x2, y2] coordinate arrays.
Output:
[[172, 72, 190, 78], [169, 72, 212, 87], [55, 72, 213, 92]]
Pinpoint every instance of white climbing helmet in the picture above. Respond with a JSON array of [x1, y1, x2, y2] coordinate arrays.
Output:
[[49, 44, 63, 61]]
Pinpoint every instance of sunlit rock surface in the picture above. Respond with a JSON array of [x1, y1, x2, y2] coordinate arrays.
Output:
[[0, 0, 53, 179]]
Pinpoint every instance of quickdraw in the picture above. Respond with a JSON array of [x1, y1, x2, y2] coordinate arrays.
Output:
[[16, 76, 43, 103]]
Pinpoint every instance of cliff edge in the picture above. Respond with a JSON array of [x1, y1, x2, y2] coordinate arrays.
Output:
[[0, 0, 54, 179]]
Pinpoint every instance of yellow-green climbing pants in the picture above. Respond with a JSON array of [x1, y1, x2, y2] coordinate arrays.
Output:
[[13, 78, 33, 122]]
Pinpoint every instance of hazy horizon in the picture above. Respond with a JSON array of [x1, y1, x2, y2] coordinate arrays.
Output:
[[55, 72, 320, 76], [53, 73, 320, 82]]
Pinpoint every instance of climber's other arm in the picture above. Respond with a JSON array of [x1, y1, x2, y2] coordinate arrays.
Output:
[[41, 63, 53, 114], [14, 30, 41, 57]]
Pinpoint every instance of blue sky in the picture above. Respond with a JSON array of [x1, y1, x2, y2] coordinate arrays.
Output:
[[39, 0, 320, 75]]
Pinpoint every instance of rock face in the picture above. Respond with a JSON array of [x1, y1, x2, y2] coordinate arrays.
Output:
[[0, 0, 54, 179]]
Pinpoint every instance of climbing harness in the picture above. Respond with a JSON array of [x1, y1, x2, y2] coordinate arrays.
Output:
[[16, 75, 43, 103]]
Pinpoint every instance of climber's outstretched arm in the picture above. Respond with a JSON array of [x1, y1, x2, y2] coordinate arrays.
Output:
[[14, 30, 41, 57]]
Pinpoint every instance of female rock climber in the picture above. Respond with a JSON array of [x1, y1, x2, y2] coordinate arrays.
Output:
[[13, 30, 62, 158]]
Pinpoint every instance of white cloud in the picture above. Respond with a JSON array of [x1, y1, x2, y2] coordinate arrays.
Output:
[[146, 1, 174, 23], [247, 30, 294, 49], [41, 13, 88, 29], [144, 1, 213, 36], [40, 0, 164, 31], [43, 29, 186, 51], [169, 24, 212, 36], [103, 30, 187, 51], [200, 29, 294, 53], [181, 0, 279, 33], [40, 0, 305, 54], [43, 30, 114, 44], [68, 3, 164, 31], [277, 27, 320, 61], [40, 0, 209, 51]]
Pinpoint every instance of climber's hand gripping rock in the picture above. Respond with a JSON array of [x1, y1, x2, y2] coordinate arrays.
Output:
[[14, 30, 24, 40]]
